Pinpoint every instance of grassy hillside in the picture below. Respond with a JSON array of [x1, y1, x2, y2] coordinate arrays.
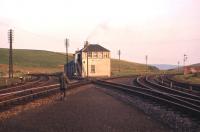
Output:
[[111, 59, 158, 76], [0, 48, 73, 67], [173, 73, 200, 84], [171, 63, 200, 84], [168, 63, 200, 74], [0, 48, 158, 76], [190, 63, 200, 67]]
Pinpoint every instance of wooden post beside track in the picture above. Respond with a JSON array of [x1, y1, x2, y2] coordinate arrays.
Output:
[[170, 82, 173, 88]]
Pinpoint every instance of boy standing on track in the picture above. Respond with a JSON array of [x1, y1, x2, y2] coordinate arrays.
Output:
[[59, 73, 67, 100]]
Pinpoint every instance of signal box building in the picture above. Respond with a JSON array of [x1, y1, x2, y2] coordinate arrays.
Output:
[[74, 42, 111, 78]]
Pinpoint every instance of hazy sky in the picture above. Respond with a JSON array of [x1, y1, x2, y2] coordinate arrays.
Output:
[[0, 0, 200, 65]]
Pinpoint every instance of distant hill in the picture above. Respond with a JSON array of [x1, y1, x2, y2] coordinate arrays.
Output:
[[167, 63, 200, 73], [190, 63, 200, 67], [0, 48, 159, 76], [152, 64, 177, 70], [175, 63, 200, 70]]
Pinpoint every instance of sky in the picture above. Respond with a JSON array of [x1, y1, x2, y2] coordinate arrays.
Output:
[[0, 0, 200, 65]]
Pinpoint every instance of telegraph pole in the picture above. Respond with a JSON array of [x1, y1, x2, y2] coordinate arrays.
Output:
[[177, 61, 180, 73], [87, 51, 89, 78], [183, 54, 187, 74], [8, 29, 13, 78], [65, 38, 69, 76], [118, 49, 121, 72], [145, 55, 148, 73], [85, 41, 89, 78]]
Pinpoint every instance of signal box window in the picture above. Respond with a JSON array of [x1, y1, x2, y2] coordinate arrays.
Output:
[[93, 52, 98, 58], [91, 65, 95, 73], [88, 52, 92, 58]]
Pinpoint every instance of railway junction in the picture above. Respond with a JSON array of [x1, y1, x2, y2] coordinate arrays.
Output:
[[0, 74, 200, 131]]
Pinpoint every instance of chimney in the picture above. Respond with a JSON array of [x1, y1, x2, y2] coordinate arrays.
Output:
[[84, 41, 89, 48]]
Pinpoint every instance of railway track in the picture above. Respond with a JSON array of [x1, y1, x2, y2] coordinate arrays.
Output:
[[0, 75, 51, 95], [0, 75, 39, 91], [93, 78, 200, 120], [1, 73, 199, 120], [136, 76, 200, 103], [154, 75, 193, 92], [0, 74, 90, 109], [136, 75, 200, 109], [161, 75, 200, 92], [154, 75, 200, 96], [0, 74, 138, 110]]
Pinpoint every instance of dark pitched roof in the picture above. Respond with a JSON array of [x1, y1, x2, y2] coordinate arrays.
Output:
[[81, 44, 110, 52]]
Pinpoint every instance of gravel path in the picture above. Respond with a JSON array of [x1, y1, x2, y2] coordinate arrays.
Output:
[[0, 84, 171, 132]]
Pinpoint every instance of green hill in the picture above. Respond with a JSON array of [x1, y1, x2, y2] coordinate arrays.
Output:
[[0, 48, 158, 76], [111, 59, 158, 76], [0, 48, 73, 67]]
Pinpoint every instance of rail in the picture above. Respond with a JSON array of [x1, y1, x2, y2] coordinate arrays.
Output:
[[93, 79, 200, 119]]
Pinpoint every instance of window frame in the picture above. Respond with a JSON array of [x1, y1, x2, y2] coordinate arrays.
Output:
[[91, 65, 95, 73], [88, 52, 92, 58], [93, 52, 98, 58]]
